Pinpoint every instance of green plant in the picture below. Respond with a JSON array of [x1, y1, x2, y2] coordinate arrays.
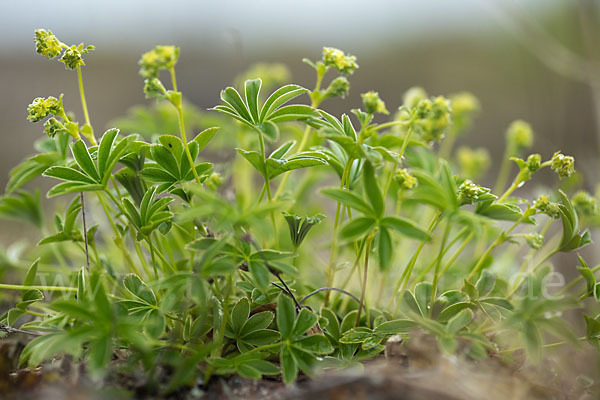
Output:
[[1, 30, 599, 394]]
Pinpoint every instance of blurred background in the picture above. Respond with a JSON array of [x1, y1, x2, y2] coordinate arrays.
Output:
[[1, 0, 599, 239]]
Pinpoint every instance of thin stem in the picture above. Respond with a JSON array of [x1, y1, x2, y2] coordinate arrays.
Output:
[[146, 237, 159, 280], [429, 221, 451, 315], [493, 147, 512, 194], [324, 158, 353, 306], [80, 192, 90, 271], [356, 231, 375, 327], [76, 65, 97, 146], [169, 67, 201, 185], [274, 125, 312, 200], [390, 210, 442, 313], [411, 227, 467, 287], [465, 218, 522, 283], [0, 283, 76, 292]]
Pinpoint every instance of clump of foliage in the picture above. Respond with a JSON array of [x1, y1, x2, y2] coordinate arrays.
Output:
[[1, 30, 600, 394]]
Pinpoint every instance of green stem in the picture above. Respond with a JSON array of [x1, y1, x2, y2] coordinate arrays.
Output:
[[412, 227, 467, 288], [429, 221, 451, 315], [465, 218, 522, 283], [0, 283, 76, 292], [76, 65, 96, 145], [324, 158, 353, 306], [390, 210, 441, 314], [437, 231, 475, 278], [170, 67, 201, 185], [493, 148, 513, 194], [356, 231, 375, 327]]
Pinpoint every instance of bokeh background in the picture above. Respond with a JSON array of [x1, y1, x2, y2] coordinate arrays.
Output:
[[1, 0, 599, 246]]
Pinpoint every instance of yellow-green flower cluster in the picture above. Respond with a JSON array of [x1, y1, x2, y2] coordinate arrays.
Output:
[[59, 44, 94, 70], [394, 168, 417, 190], [143, 78, 168, 99], [550, 151, 575, 179], [449, 92, 479, 135], [506, 120, 533, 154], [572, 191, 597, 218], [34, 29, 94, 70], [139, 45, 180, 79], [27, 96, 62, 122], [361, 91, 388, 115], [322, 47, 358, 75], [323, 76, 350, 99], [457, 179, 483, 205], [402, 87, 428, 110], [534, 195, 560, 218], [43, 117, 68, 138], [456, 146, 490, 180], [524, 233, 544, 250], [413, 96, 452, 144], [526, 153, 542, 172], [34, 29, 62, 59]]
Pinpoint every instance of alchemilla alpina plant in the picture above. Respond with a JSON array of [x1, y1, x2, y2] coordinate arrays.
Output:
[[1, 29, 600, 394]]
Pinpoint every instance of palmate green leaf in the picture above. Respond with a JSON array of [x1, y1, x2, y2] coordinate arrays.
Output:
[[231, 298, 250, 335], [321, 188, 373, 216], [446, 309, 473, 333], [380, 216, 431, 241], [71, 140, 100, 182], [43, 166, 96, 184], [237, 148, 265, 176], [245, 78, 261, 123], [6, 152, 63, 194], [123, 274, 157, 306], [339, 217, 376, 241], [266, 155, 327, 179], [46, 182, 104, 197], [292, 308, 318, 337], [193, 127, 219, 153], [240, 312, 274, 336], [280, 346, 298, 385], [374, 319, 417, 334], [270, 140, 296, 159], [260, 84, 309, 122], [362, 161, 384, 218], [0, 190, 43, 228], [293, 335, 334, 354], [277, 295, 296, 339], [378, 227, 393, 270]]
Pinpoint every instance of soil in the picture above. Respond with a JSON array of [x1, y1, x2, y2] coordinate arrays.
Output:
[[0, 333, 594, 400]]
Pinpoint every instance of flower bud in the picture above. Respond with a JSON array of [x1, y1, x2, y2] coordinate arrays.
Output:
[[394, 168, 417, 190], [412, 96, 452, 144], [524, 233, 544, 250], [27, 96, 61, 122], [572, 190, 597, 218], [361, 91, 388, 115], [43, 117, 68, 138], [456, 147, 490, 180], [402, 87, 428, 110], [34, 29, 62, 59], [449, 92, 479, 135], [322, 47, 358, 75], [323, 76, 350, 99], [59, 44, 94, 70], [534, 195, 560, 218], [143, 78, 167, 99], [550, 151, 575, 179], [458, 179, 484, 205], [139, 45, 180, 79], [206, 172, 224, 191], [506, 120, 533, 153], [526, 153, 541, 172]]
